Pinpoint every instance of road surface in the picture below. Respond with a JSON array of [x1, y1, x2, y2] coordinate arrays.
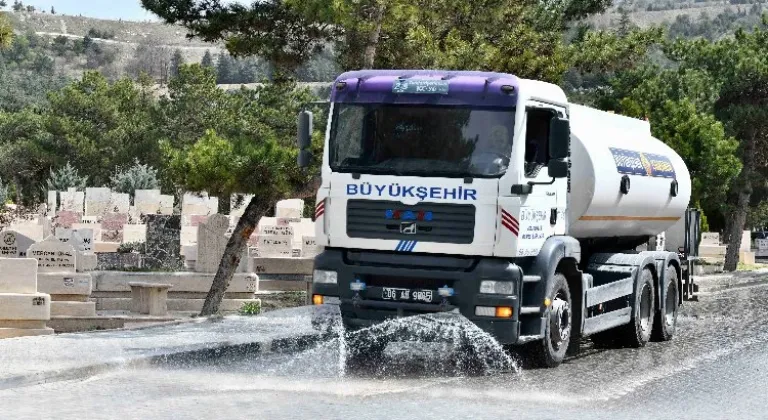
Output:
[[2, 281, 767, 420]]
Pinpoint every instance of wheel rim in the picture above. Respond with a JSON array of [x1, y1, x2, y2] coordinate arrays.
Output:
[[665, 280, 677, 329], [639, 283, 652, 334], [549, 290, 571, 350]]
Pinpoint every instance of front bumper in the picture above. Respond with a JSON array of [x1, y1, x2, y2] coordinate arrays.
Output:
[[310, 248, 523, 345]]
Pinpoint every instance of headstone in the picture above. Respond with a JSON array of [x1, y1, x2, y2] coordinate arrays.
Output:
[[143, 215, 183, 270], [135, 189, 161, 215], [258, 235, 292, 257], [159, 195, 175, 215], [1, 230, 20, 257], [302, 236, 319, 258], [0, 257, 38, 294], [757, 239, 768, 257], [122, 224, 147, 243], [47, 191, 58, 215], [196, 214, 230, 273], [27, 236, 76, 273], [275, 199, 304, 218], [182, 192, 213, 216], [109, 192, 130, 214], [101, 213, 128, 243], [230, 194, 254, 217], [259, 225, 294, 237], [180, 226, 198, 246], [701, 232, 720, 246], [54, 228, 72, 243], [85, 187, 112, 216], [60, 189, 85, 213], [71, 229, 94, 252], [54, 210, 81, 229], [9, 220, 45, 241], [740, 230, 751, 252]]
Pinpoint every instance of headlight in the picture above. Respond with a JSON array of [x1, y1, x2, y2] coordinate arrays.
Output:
[[480, 280, 514, 295], [313, 270, 338, 284]]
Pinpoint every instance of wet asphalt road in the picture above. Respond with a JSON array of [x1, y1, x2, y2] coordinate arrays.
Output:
[[3, 282, 768, 420]]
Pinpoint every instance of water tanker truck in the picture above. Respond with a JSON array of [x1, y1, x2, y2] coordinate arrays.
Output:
[[298, 70, 700, 368]]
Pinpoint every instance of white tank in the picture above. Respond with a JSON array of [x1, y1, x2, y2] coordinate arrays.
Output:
[[567, 104, 692, 239]]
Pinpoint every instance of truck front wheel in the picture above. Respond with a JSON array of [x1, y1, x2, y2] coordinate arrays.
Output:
[[526, 273, 572, 368]]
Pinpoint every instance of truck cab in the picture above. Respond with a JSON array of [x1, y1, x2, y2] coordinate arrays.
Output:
[[300, 70, 693, 368]]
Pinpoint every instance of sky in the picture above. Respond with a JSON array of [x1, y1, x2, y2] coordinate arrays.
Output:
[[24, 1, 162, 21]]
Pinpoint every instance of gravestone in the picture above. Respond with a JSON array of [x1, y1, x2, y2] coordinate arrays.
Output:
[[122, 224, 147, 243], [71, 229, 94, 252], [276, 199, 304, 218], [54, 210, 81, 229], [195, 214, 230, 273], [302, 236, 319, 258], [143, 215, 183, 270], [27, 236, 76, 273], [9, 220, 46, 242], [740, 230, 752, 252], [182, 193, 213, 216], [701, 232, 720, 246], [258, 236, 292, 257], [0, 230, 37, 258], [159, 195, 175, 215], [135, 189, 161, 215], [109, 192, 130, 214], [47, 191, 58, 215], [0, 257, 53, 338], [101, 213, 128, 243], [756, 238, 768, 257], [60, 189, 85, 213], [85, 187, 112, 217]]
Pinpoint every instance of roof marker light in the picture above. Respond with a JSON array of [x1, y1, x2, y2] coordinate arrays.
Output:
[[335, 81, 347, 90], [501, 85, 515, 94]]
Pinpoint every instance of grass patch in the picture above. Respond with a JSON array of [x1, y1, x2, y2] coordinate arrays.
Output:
[[238, 300, 262, 316]]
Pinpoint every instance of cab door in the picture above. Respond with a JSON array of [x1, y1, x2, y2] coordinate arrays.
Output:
[[496, 101, 568, 257]]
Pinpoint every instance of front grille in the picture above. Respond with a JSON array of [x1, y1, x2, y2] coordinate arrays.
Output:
[[346, 199, 475, 243], [365, 275, 454, 290]]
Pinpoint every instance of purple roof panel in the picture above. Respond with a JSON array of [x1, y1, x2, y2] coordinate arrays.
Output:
[[331, 70, 519, 108]]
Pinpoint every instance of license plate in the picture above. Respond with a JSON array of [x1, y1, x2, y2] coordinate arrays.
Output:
[[382, 287, 434, 303]]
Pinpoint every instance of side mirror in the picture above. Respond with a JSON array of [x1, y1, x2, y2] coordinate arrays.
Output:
[[549, 117, 569, 160], [548, 159, 568, 179], [298, 149, 312, 168], [297, 110, 313, 150], [297, 111, 313, 168]]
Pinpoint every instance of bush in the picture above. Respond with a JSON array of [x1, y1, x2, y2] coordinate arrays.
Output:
[[110, 159, 160, 197], [238, 300, 262, 316], [117, 242, 146, 254], [46, 162, 88, 191]]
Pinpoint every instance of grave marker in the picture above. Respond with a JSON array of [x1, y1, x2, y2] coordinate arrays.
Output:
[[27, 236, 76, 273], [85, 187, 112, 216]]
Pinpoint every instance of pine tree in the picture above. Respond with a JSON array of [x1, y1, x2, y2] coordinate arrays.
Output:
[[216, 53, 234, 83], [110, 159, 160, 198], [50, 6, 55, 14], [46, 162, 88, 191], [170, 49, 184, 77], [201, 50, 213, 68], [617, 9, 635, 37]]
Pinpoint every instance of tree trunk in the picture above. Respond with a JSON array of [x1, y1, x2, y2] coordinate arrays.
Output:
[[200, 195, 272, 316], [362, 2, 385, 69], [723, 134, 756, 272]]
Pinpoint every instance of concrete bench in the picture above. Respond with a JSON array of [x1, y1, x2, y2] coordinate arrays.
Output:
[[128, 282, 173, 316]]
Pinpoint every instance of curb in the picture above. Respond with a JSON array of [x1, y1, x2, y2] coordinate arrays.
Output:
[[0, 333, 321, 391]]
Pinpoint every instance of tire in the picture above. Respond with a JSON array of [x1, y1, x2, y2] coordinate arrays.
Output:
[[652, 266, 679, 342], [527, 273, 572, 368], [622, 267, 655, 348]]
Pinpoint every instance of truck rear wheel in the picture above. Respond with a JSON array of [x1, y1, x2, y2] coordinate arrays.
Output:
[[527, 273, 572, 368], [622, 267, 655, 348], [652, 266, 679, 341]]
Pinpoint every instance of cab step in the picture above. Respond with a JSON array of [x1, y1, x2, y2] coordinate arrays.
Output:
[[523, 275, 541, 283], [519, 306, 540, 315]]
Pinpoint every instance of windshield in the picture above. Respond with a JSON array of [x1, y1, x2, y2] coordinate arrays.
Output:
[[329, 103, 516, 178]]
